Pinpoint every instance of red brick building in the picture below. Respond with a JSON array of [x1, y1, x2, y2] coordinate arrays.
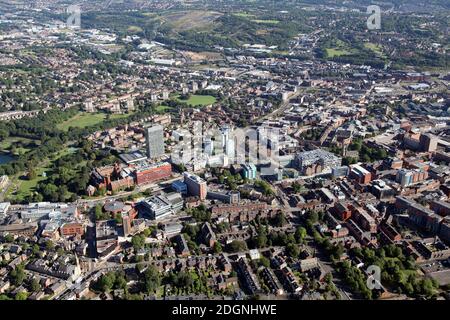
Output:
[[134, 162, 172, 185], [332, 202, 352, 221], [60, 223, 84, 237]]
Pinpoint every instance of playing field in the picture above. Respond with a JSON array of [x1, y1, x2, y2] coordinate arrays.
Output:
[[325, 48, 352, 57], [57, 112, 131, 131], [176, 95, 217, 106]]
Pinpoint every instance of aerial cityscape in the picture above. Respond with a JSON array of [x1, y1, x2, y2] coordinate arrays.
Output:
[[0, 0, 449, 304]]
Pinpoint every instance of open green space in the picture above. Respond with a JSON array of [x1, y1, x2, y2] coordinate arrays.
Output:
[[251, 19, 280, 24], [127, 26, 143, 33], [155, 105, 172, 112], [364, 42, 387, 58], [0, 136, 38, 155], [57, 112, 132, 131], [325, 47, 352, 57], [323, 38, 358, 58], [6, 147, 79, 202], [176, 95, 217, 107], [232, 12, 255, 18], [14, 166, 51, 200]]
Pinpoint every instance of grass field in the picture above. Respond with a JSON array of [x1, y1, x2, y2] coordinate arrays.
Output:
[[155, 105, 172, 112], [15, 166, 51, 199], [252, 19, 280, 24], [161, 10, 222, 31], [176, 95, 217, 106], [364, 42, 386, 58], [325, 48, 352, 57], [324, 39, 357, 58], [127, 26, 143, 33], [232, 12, 255, 18], [57, 112, 131, 131]]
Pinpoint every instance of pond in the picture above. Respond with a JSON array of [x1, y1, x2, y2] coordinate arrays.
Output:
[[0, 153, 14, 165]]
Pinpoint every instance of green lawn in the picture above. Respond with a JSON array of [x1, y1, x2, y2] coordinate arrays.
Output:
[[7, 147, 78, 202], [5, 166, 51, 202], [364, 42, 386, 58], [0, 136, 38, 155], [127, 26, 143, 33], [232, 12, 255, 18], [324, 39, 358, 58], [17, 167, 50, 197], [326, 48, 352, 57], [176, 95, 217, 107], [155, 105, 172, 112], [252, 19, 280, 24], [57, 112, 132, 131]]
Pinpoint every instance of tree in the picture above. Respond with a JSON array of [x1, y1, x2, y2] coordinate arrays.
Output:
[[227, 240, 248, 253], [295, 227, 307, 244], [31, 244, 40, 256], [94, 204, 106, 221], [170, 271, 194, 289], [306, 210, 319, 223], [45, 240, 55, 251], [143, 228, 152, 237], [15, 292, 28, 300], [273, 213, 288, 227], [114, 212, 122, 224], [213, 242, 223, 253], [10, 265, 26, 286], [286, 243, 300, 259], [114, 272, 127, 290], [30, 278, 41, 292], [144, 266, 161, 294], [331, 244, 344, 260], [97, 272, 116, 292], [27, 169, 37, 180], [182, 224, 199, 239], [259, 256, 270, 268], [131, 234, 145, 250], [3, 234, 13, 243], [292, 182, 304, 193]]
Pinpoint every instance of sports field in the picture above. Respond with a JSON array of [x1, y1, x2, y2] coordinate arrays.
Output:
[[57, 112, 131, 131], [176, 95, 217, 106]]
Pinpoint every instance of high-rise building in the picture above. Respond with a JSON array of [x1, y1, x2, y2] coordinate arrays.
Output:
[[145, 124, 165, 159], [221, 126, 230, 148], [204, 137, 214, 156], [420, 134, 438, 152], [122, 214, 132, 236], [225, 139, 235, 159], [183, 172, 207, 200]]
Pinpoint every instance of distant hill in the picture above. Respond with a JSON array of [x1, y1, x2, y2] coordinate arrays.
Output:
[[298, 0, 450, 11]]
